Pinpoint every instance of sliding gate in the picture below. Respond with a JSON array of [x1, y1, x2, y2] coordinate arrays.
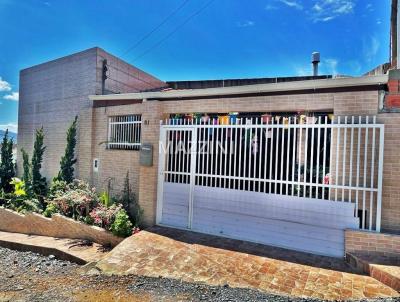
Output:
[[156, 116, 384, 257]]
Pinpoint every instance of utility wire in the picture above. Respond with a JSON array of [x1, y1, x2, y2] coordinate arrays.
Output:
[[122, 0, 191, 56], [132, 0, 215, 62]]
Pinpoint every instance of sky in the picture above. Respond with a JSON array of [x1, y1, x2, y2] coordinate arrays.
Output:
[[0, 0, 391, 133]]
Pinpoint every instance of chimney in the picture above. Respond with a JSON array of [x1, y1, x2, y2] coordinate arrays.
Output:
[[312, 52, 320, 76]]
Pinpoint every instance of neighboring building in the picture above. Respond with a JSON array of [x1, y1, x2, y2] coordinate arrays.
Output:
[[17, 46, 400, 258], [17, 47, 166, 180]]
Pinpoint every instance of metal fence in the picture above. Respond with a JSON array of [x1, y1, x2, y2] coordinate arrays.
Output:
[[159, 115, 384, 231]]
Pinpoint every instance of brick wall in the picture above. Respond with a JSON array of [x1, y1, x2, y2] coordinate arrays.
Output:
[[345, 229, 400, 258], [18, 48, 98, 180]]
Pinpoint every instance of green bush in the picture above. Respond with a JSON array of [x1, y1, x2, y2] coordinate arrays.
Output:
[[110, 209, 133, 237], [48, 179, 99, 221], [43, 203, 58, 218], [5, 196, 42, 214], [48, 179, 69, 199], [119, 171, 143, 227]]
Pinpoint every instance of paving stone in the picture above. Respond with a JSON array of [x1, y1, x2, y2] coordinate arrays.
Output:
[[96, 226, 400, 300]]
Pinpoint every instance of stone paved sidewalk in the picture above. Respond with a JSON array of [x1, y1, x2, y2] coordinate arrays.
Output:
[[96, 226, 399, 301]]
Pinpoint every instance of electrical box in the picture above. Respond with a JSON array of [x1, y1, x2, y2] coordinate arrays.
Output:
[[93, 158, 99, 172], [140, 143, 153, 166]]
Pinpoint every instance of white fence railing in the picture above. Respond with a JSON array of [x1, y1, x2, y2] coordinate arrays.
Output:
[[108, 115, 142, 150], [159, 115, 384, 231]]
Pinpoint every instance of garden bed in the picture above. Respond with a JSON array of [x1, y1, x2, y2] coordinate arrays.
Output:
[[0, 208, 123, 247]]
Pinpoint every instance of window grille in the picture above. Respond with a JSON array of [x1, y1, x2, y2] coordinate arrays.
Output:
[[108, 115, 142, 150]]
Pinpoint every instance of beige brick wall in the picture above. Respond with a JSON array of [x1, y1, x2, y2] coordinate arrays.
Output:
[[345, 229, 400, 258], [18, 47, 165, 181], [82, 89, 400, 230]]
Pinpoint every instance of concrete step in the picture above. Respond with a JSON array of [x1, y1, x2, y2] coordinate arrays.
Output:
[[346, 252, 400, 292]]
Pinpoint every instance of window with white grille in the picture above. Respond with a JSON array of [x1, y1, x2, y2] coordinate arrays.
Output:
[[108, 115, 142, 150]]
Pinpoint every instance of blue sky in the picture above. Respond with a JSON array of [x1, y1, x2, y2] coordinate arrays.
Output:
[[0, 0, 391, 133]]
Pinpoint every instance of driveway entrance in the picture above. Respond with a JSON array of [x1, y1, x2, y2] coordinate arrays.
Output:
[[156, 116, 384, 257], [96, 227, 398, 300]]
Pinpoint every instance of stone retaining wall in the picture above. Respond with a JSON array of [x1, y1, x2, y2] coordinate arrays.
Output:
[[0, 208, 123, 247]]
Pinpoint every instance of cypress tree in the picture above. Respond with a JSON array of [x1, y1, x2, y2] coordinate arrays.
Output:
[[31, 127, 47, 199], [21, 148, 32, 195], [0, 130, 15, 193], [57, 116, 77, 183]]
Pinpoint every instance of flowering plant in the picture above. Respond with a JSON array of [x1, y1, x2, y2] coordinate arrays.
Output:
[[47, 179, 99, 221], [89, 203, 122, 229]]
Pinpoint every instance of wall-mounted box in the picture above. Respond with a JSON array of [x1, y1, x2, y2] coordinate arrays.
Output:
[[93, 158, 99, 172], [140, 143, 153, 166]]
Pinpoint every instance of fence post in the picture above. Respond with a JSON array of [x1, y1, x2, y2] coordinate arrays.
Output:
[[156, 125, 167, 224], [376, 126, 385, 232], [188, 128, 198, 229]]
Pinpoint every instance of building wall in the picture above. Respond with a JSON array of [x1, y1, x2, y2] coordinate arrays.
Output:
[[18, 47, 165, 181], [82, 89, 400, 231], [18, 48, 98, 180]]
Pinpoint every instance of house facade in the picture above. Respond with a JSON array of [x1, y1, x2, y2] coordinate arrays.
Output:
[[18, 48, 400, 257]]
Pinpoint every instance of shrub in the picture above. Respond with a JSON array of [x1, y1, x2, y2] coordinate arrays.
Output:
[[110, 209, 133, 237], [48, 179, 69, 199], [99, 191, 114, 208], [89, 203, 122, 230], [119, 171, 143, 227], [43, 203, 58, 218], [49, 179, 98, 221], [21, 149, 32, 196], [10, 178, 27, 197], [4, 178, 42, 214], [0, 129, 16, 193], [31, 127, 47, 200]]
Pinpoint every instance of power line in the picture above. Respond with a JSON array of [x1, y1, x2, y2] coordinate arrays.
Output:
[[122, 0, 191, 56], [132, 0, 215, 63]]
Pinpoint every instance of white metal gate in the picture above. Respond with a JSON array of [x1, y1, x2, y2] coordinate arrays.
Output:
[[156, 115, 384, 257]]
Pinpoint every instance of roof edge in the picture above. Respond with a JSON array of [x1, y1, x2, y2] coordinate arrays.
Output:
[[89, 74, 388, 101]]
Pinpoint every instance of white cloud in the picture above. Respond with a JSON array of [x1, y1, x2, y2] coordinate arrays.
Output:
[[0, 77, 11, 92], [236, 20, 255, 27], [278, 0, 303, 10], [3, 92, 19, 101], [0, 123, 18, 133], [363, 36, 380, 62], [295, 65, 311, 76], [265, 4, 278, 10], [366, 3, 374, 12], [310, 0, 355, 22], [322, 58, 339, 75]]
